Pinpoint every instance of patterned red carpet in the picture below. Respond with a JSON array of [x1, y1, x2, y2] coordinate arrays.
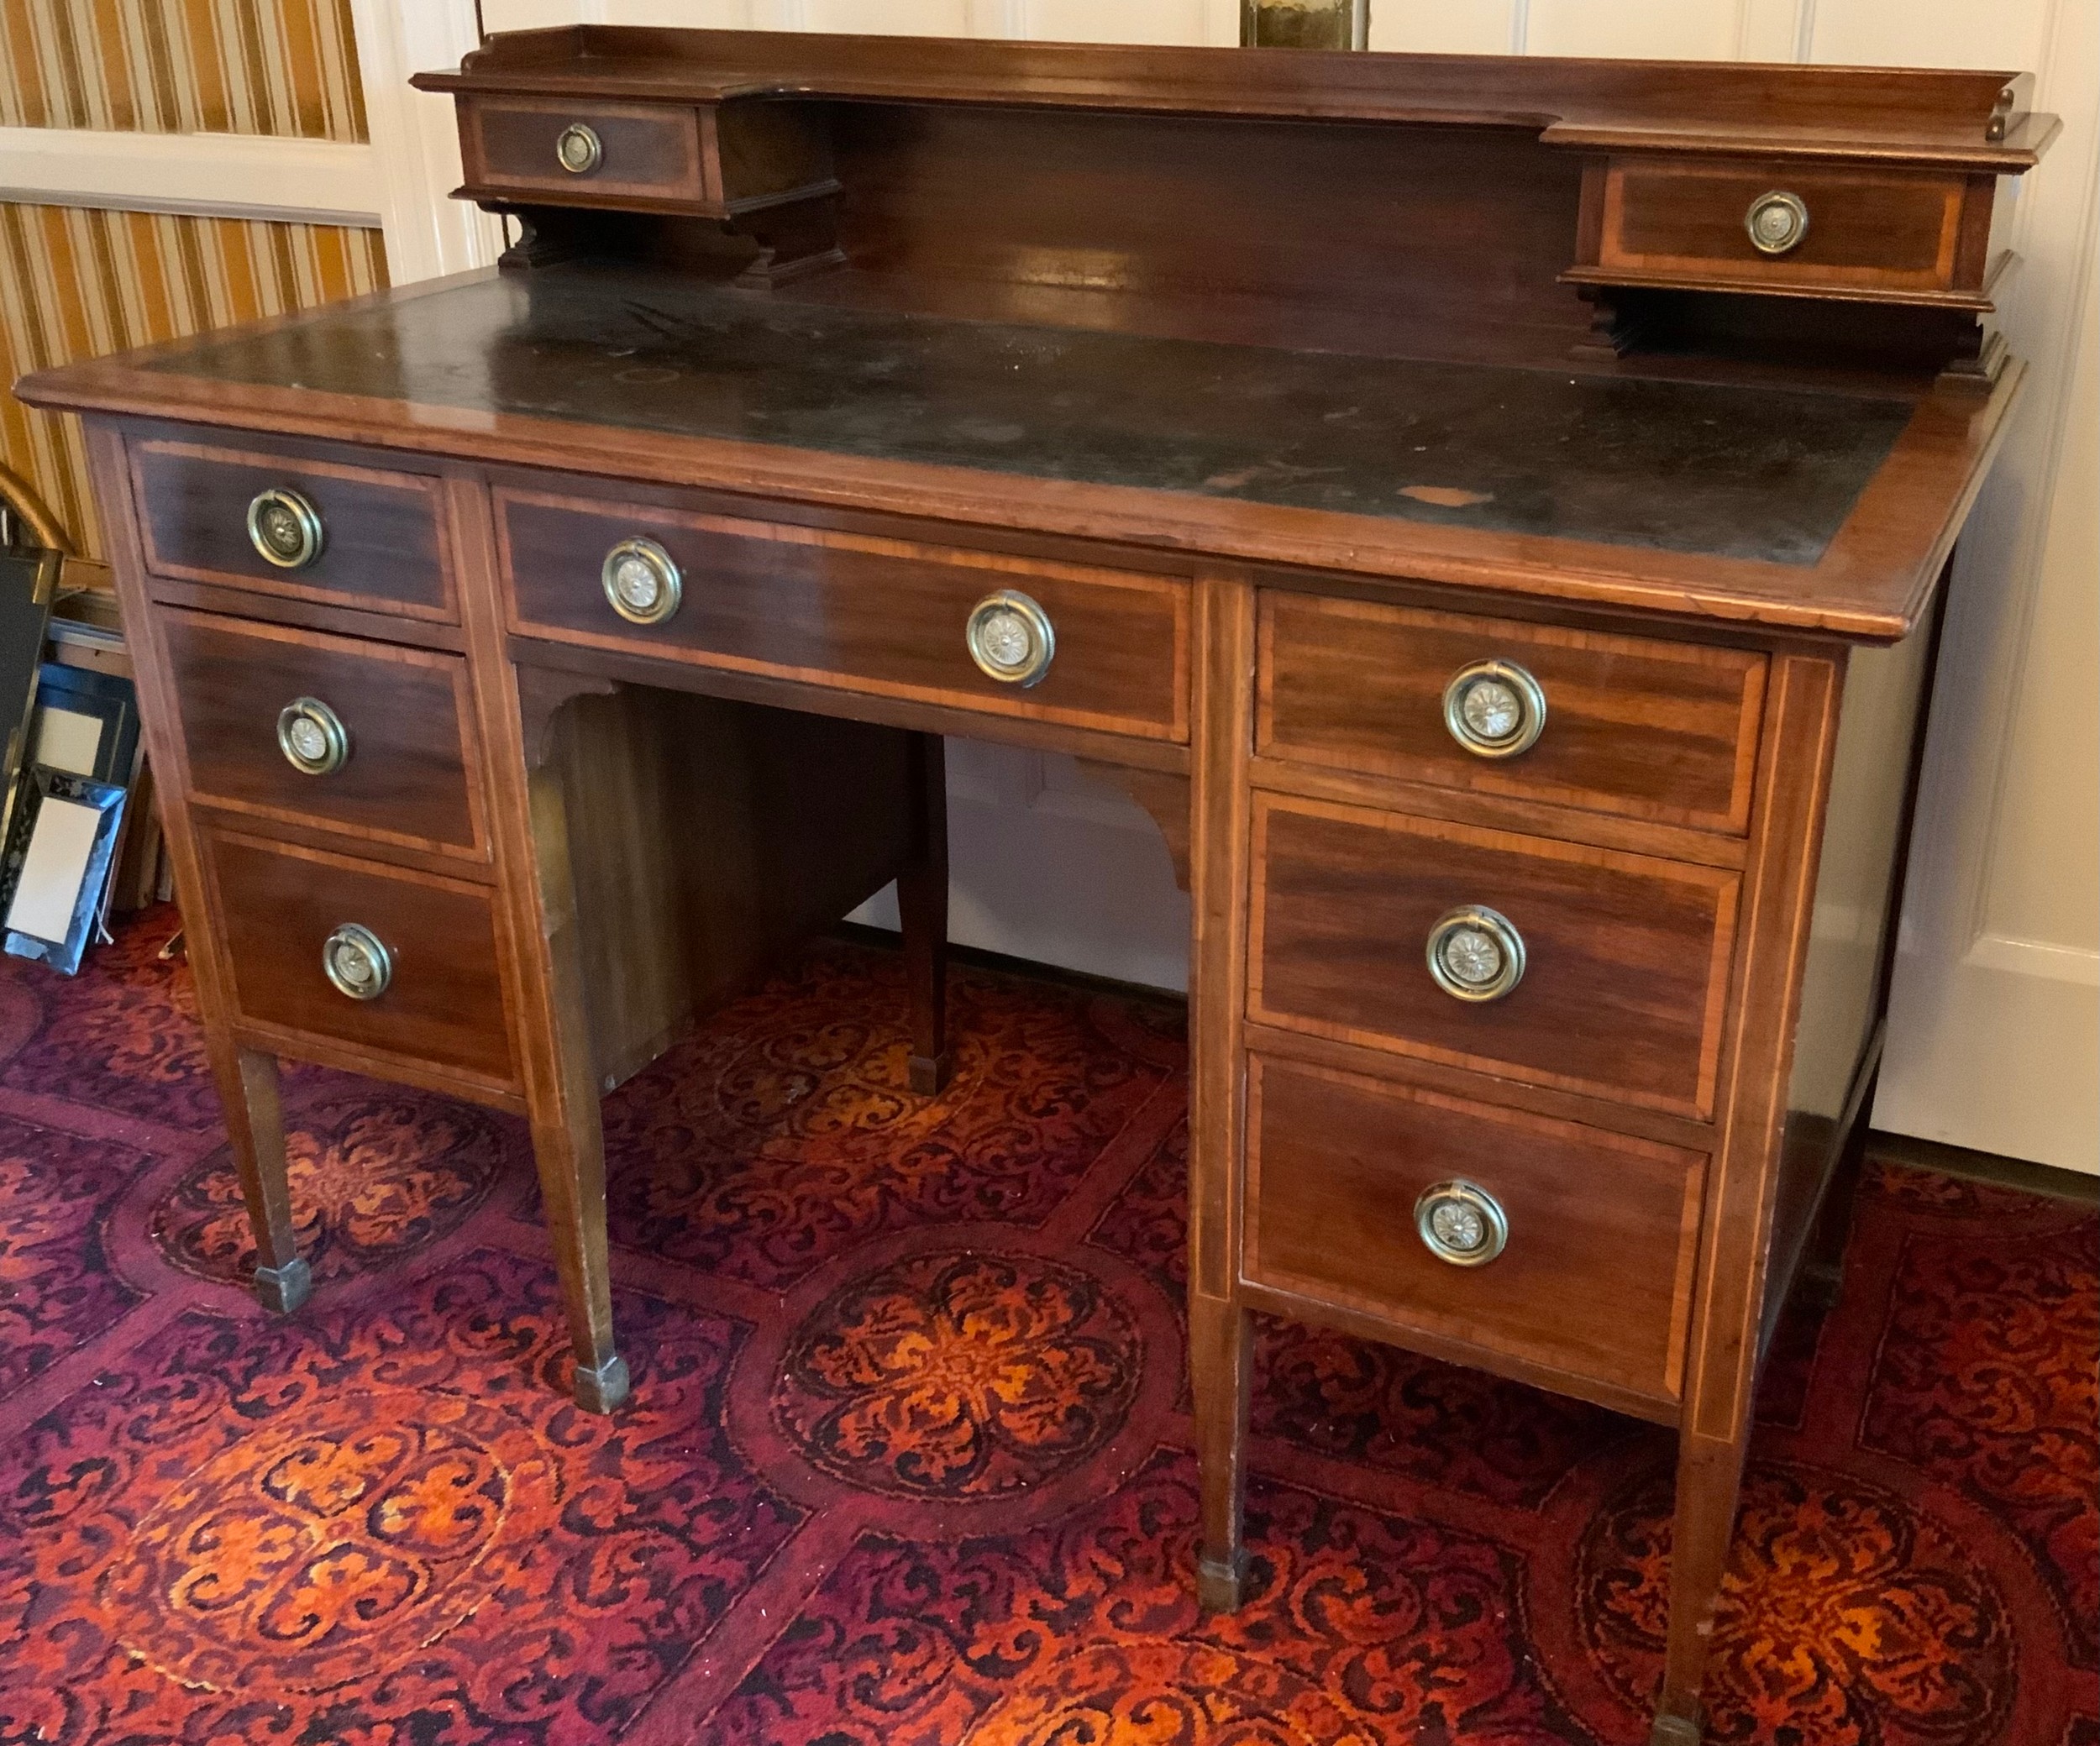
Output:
[[0, 908, 2092, 1745]]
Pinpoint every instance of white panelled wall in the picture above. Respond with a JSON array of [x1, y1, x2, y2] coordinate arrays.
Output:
[[392, 0, 2095, 1170]]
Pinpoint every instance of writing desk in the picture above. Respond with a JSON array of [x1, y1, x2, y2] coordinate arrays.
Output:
[[19, 29, 2054, 1742]]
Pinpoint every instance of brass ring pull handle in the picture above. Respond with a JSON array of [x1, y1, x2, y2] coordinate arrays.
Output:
[[1442, 659, 1546, 758], [965, 590, 1056, 688], [1426, 904, 1525, 1003], [322, 923, 392, 1002], [277, 696, 350, 776], [1415, 1179, 1509, 1267], [1746, 190, 1810, 256], [556, 123, 604, 176], [246, 487, 324, 570], [601, 536, 682, 625]]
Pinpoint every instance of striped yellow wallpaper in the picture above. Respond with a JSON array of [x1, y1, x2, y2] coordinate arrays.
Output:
[[0, 0, 367, 140], [0, 203, 386, 558]]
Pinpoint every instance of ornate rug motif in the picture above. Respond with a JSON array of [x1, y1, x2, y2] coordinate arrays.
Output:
[[0, 911, 218, 1128], [704, 1452, 1588, 1746], [0, 1247, 800, 1744], [0, 910, 2090, 1745], [772, 1248, 1141, 1499], [151, 1087, 516, 1287], [0, 1114, 146, 1390], [1578, 1460, 2016, 1746], [1859, 1191, 2098, 1665], [593, 945, 1177, 1289]]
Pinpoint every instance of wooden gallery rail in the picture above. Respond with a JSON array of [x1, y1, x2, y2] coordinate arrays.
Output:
[[18, 28, 2057, 1743]]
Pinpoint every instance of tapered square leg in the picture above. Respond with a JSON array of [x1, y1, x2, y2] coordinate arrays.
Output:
[[1190, 1288, 1252, 1611], [211, 1045, 312, 1314], [899, 731, 951, 1096], [1654, 1429, 1748, 1744], [522, 765, 630, 1416]]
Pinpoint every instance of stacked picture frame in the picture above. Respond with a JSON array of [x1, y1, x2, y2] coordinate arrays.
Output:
[[0, 540, 143, 974]]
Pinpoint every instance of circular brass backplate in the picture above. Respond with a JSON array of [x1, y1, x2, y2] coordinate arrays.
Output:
[[965, 590, 1056, 688], [601, 536, 683, 626], [276, 696, 350, 777], [1746, 190, 1810, 257], [1415, 1179, 1509, 1267], [1442, 659, 1546, 758], [322, 923, 392, 1001], [556, 123, 604, 176], [1425, 904, 1526, 1003], [246, 487, 324, 570]]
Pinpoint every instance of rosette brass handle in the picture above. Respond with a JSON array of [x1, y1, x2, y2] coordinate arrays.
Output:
[[1426, 904, 1525, 1003], [601, 536, 682, 626], [1745, 190, 1809, 256], [277, 696, 350, 777], [322, 924, 392, 1002], [965, 590, 1056, 688], [246, 487, 324, 570], [1415, 1179, 1509, 1267], [1442, 659, 1546, 758], [556, 123, 603, 176]]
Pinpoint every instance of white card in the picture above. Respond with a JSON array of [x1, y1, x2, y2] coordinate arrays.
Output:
[[31, 705, 103, 777], [6, 796, 101, 942]]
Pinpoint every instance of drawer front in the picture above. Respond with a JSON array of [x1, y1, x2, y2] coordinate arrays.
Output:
[[1250, 792, 1739, 1119], [497, 486, 1189, 742], [162, 611, 486, 862], [1259, 594, 1766, 832], [464, 97, 706, 207], [1597, 157, 1974, 296], [133, 437, 451, 620], [205, 831, 516, 1088], [1246, 1052, 1707, 1405]]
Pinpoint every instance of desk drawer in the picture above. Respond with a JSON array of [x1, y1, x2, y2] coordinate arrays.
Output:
[[1588, 156, 1977, 298], [497, 485, 1189, 742], [203, 831, 516, 1091], [462, 97, 706, 210], [1259, 594, 1765, 831], [1249, 791, 1739, 1119], [133, 436, 452, 621], [1246, 1052, 1706, 1407], [163, 611, 487, 863]]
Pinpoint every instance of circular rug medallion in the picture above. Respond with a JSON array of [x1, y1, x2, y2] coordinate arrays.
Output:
[[772, 1249, 1141, 1501], [152, 1091, 508, 1285], [1577, 1460, 2015, 1745], [93, 1388, 554, 1696]]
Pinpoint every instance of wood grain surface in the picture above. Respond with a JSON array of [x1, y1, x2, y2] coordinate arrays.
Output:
[[202, 826, 517, 1088], [1246, 1051, 1708, 1405], [1257, 592, 1767, 832], [161, 608, 489, 863], [1248, 790, 1740, 1119], [131, 433, 453, 619], [495, 480, 1190, 742]]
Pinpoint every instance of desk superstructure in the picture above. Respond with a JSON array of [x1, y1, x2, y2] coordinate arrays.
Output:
[[20, 29, 2053, 1743]]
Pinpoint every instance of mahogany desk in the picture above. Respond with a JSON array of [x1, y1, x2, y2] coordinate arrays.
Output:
[[20, 29, 2055, 1743]]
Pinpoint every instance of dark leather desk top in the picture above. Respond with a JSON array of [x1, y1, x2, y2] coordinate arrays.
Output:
[[139, 265, 1910, 567], [24, 262, 2021, 642]]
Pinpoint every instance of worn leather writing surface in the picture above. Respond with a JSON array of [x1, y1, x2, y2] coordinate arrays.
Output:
[[143, 265, 1911, 565]]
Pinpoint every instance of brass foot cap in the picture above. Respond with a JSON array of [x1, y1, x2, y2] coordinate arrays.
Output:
[[1651, 1711, 1704, 1746], [1196, 1548, 1248, 1614], [253, 1257, 312, 1315], [909, 1052, 953, 1096], [573, 1354, 632, 1415]]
